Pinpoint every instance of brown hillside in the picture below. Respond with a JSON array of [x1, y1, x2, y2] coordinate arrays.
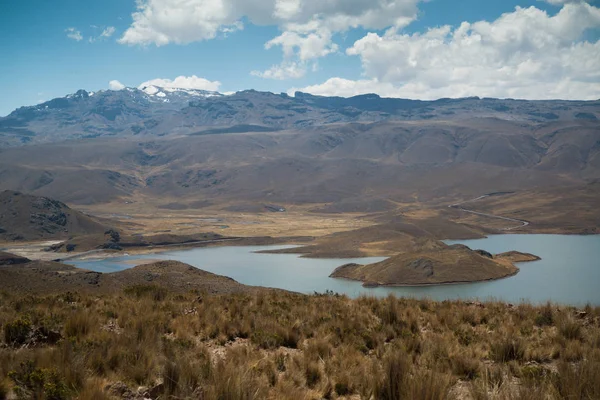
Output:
[[0, 259, 253, 295], [0, 251, 30, 265], [0, 190, 109, 241], [330, 247, 519, 286]]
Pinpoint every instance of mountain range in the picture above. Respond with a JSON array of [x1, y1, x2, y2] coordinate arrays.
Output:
[[0, 88, 598, 233], [1, 87, 598, 147]]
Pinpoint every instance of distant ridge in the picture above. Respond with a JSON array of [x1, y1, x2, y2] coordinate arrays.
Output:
[[1, 87, 598, 147]]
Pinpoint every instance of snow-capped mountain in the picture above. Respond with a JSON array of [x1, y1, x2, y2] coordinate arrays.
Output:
[[1, 86, 598, 147], [137, 85, 223, 101]]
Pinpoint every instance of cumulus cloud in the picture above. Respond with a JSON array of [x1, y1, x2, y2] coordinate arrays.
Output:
[[109, 80, 126, 90], [119, 0, 420, 46], [252, 29, 338, 79], [541, 0, 590, 5], [118, 0, 421, 79], [138, 75, 222, 92], [295, 3, 600, 100], [65, 28, 83, 41]]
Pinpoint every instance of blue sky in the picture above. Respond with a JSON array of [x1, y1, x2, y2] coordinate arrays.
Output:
[[1, 0, 599, 116]]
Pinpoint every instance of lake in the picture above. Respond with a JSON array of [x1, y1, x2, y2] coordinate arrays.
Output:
[[70, 234, 600, 305]]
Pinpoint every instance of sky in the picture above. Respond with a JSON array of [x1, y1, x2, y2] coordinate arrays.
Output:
[[1, 0, 600, 116]]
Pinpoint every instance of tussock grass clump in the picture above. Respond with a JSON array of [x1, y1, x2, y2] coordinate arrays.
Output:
[[490, 337, 525, 363], [123, 284, 167, 301], [0, 379, 8, 400], [534, 302, 554, 326], [64, 311, 93, 338], [451, 354, 480, 380], [0, 290, 597, 399], [558, 315, 582, 341]]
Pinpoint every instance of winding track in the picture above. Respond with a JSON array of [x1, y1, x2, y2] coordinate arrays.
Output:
[[449, 194, 530, 231]]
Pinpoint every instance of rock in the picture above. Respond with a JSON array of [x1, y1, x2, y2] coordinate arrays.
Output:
[[147, 383, 165, 399], [407, 258, 434, 277], [474, 249, 493, 259], [183, 307, 198, 316], [101, 320, 123, 335], [101, 242, 123, 251], [31, 327, 62, 345], [447, 244, 471, 251], [105, 382, 134, 398], [362, 282, 380, 288], [193, 387, 205, 399], [465, 301, 485, 308], [105, 229, 121, 243], [576, 311, 588, 319], [329, 263, 362, 278], [83, 272, 101, 285]]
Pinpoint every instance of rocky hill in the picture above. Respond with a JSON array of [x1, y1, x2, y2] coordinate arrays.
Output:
[[0, 190, 109, 241], [1, 88, 598, 147], [329, 245, 537, 286], [0, 256, 256, 295]]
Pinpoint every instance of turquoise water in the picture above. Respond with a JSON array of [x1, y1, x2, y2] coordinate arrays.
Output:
[[70, 234, 600, 305]]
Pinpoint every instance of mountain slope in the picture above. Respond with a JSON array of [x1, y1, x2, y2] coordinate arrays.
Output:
[[0, 190, 109, 241], [1, 88, 598, 147]]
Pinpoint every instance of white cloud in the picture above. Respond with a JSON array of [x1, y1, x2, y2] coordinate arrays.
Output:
[[540, 0, 590, 5], [252, 28, 338, 79], [138, 75, 222, 92], [66, 28, 83, 41], [252, 62, 307, 79], [109, 80, 126, 90], [119, 0, 421, 46], [265, 29, 338, 61], [101, 26, 116, 38], [274, 0, 302, 20], [289, 78, 400, 97], [118, 0, 421, 79], [295, 3, 600, 100]]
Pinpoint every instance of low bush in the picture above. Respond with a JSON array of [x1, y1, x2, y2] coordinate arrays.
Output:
[[3, 317, 31, 345]]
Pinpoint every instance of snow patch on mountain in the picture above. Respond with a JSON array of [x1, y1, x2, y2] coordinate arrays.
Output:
[[138, 85, 223, 102]]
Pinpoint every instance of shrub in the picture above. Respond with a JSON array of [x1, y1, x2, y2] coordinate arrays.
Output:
[[3, 317, 31, 345], [534, 303, 554, 326], [8, 361, 68, 400]]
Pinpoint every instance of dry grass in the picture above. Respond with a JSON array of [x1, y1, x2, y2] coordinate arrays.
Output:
[[0, 289, 599, 399]]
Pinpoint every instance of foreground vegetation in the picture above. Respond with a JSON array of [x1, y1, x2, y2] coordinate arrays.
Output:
[[0, 287, 599, 399]]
